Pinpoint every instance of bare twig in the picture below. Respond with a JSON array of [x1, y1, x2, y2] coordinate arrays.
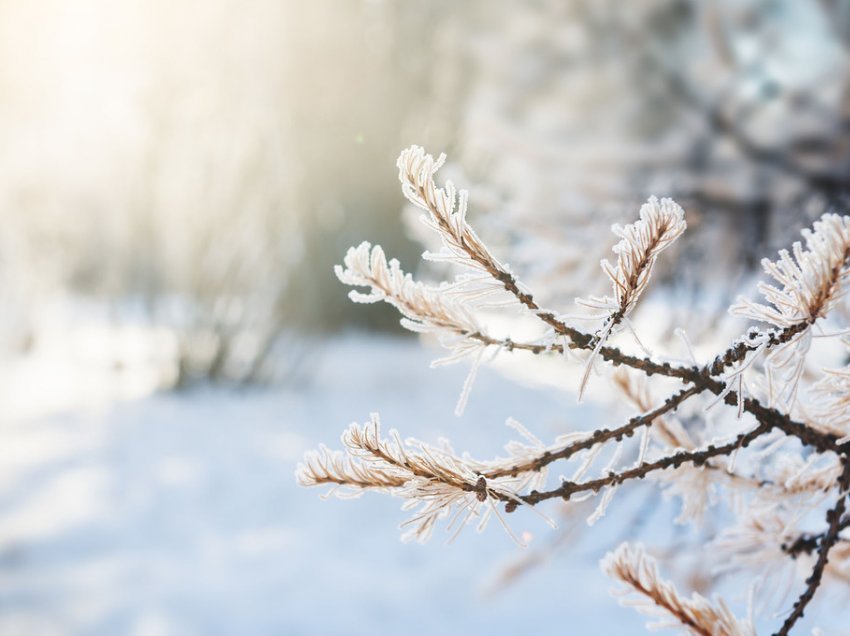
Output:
[[775, 458, 850, 635]]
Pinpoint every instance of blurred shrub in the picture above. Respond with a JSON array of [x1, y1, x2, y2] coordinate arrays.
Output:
[[3, 0, 850, 384], [452, 0, 850, 325], [0, 0, 465, 385]]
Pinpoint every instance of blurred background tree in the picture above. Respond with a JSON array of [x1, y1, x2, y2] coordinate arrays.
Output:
[[1, 0, 849, 386]]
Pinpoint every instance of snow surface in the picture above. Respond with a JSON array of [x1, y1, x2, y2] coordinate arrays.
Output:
[[0, 333, 656, 635], [2, 332, 845, 634]]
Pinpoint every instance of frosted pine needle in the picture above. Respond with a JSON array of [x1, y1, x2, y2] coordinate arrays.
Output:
[[729, 214, 850, 408], [602, 543, 755, 635], [809, 366, 850, 438], [397, 146, 501, 274], [297, 414, 552, 544], [579, 196, 687, 322], [732, 214, 850, 328], [335, 241, 481, 337], [577, 197, 686, 398]]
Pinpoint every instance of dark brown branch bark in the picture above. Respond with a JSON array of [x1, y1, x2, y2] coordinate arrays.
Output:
[[443, 205, 845, 457], [519, 422, 772, 507], [783, 514, 850, 558], [484, 385, 699, 480], [775, 458, 850, 636]]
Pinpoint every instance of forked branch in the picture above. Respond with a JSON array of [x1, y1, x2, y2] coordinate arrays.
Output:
[[299, 146, 850, 634]]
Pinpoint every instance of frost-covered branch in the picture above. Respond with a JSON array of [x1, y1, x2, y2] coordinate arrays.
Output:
[[729, 215, 850, 409], [336, 241, 482, 337], [297, 414, 552, 544], [576, 197, 686, 396], [484, 385, 699, 480], [521, 422, 771, 506], [394, 147, 848, 445], [299, 145, 850, 634], [602, 543, 754, 635]]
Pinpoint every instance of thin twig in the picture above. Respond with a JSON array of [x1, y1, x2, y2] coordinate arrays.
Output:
[[775, 458, 850, 635], [485, 385, 699, 479], [521, 423, 771, 506]]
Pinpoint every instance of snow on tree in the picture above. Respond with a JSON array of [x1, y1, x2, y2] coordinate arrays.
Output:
[[300, 145, 850, 634]]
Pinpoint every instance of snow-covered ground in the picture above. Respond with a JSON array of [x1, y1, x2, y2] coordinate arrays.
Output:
[[0, 332, 660, 635]]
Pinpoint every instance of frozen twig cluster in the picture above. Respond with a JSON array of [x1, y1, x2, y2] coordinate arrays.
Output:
[[298, 146, 850, 634], [298, 413, 556, 544]]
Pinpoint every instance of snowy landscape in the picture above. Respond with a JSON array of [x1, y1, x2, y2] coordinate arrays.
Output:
[[0, 331, 652, 635], [4, 1, 850, 634], [3, 319, 849, 634]]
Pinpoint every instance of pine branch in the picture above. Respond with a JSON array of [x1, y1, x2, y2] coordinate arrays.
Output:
[[396, 146, 848, 454], [602, 543, 754, 635], [302, 145, 850, 633]]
